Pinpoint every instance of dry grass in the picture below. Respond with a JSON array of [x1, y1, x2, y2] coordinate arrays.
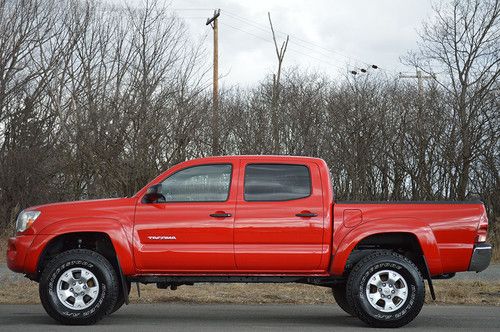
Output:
[[0, 223, 15, 263], [0, 236, 8, 264], [493, 247, 500, 263], [430, 280, 500, 305], [0, 279, 498, 306], [0, 279, 39, 304]]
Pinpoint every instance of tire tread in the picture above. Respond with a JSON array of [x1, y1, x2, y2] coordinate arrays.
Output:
[[39, 249, 119, 325], [346, 250, 425, 328]]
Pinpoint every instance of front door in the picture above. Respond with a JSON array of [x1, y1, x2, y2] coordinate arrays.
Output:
[[234, 161, 325, 272], [134, 163, 237, 273]]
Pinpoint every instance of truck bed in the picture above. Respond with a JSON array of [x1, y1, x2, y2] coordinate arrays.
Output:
[[332, 200, 486, 276]]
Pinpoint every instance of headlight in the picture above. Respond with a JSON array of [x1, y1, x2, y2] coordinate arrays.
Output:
[[16, 210, 41, 233]]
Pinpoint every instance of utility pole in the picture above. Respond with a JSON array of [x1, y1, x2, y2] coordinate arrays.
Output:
[[399, 69, 435, 98], [206, 9, 220, 155], [399, 69, 435, 198]]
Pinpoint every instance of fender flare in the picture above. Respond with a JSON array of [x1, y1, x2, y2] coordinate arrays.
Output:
[[330, 218, 443, 276], [27, 217, 135, 275]]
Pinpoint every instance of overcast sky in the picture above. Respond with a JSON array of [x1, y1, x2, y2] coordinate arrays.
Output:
[[123, 0, 435, 87]]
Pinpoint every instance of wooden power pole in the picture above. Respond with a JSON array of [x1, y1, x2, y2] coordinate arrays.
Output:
[[399, 69, 435, 98], [206, 9, 221, 155]]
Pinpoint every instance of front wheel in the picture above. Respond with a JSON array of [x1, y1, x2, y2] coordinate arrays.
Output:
[[39, 249, 119, 325], [346, 251, 425, 328], [332, 284, 356, 316]]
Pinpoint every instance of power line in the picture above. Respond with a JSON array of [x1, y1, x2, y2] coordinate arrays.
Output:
[[223, 10, 386, 72], [175, 9, 384, 71], [168, 7, 393, 74], [171, 8, 213, 11], [176, 9, 391, 75], [219, 22, 273, 44], [220, 22, 347, 72], [223, 13, 353, 66]]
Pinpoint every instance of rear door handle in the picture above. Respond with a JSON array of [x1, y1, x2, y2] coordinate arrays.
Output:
[[296, 212, 318, 217], [210, 213, 232, 218]]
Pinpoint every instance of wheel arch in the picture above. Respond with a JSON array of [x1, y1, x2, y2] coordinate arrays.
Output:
[[33, 230, 133, 306], [27, 218, 135, 279], [36, 232, 116, 278], [345, 232, 426, 276], [331, 223, 443, 277]]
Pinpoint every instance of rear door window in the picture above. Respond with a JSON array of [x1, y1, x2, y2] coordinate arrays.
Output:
[[244, 164, 311, 201]]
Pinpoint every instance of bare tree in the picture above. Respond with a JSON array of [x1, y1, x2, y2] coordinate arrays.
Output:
[[0, 0, 498, 246], [268, 12, 289, 153], [407, 0, 500, 199]]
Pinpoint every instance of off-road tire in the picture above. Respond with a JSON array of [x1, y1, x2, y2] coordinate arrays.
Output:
[[346, 250, 425, 328], [39, 249, 119, 325], [332, 283, 356, 316]]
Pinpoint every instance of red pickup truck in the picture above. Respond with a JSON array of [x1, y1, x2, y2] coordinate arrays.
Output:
[[7, 155, 492, 327]]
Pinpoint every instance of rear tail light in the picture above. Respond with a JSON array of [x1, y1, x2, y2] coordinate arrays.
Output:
[[475, 211, 489, 243]]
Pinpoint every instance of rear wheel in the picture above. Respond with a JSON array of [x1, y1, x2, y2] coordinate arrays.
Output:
[[332, 283, 356, 316], [39, 249, 119, 325], [346, 251, 425, 328]]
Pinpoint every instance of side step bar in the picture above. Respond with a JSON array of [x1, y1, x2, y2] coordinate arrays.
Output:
[[127, 275, 344, 287]]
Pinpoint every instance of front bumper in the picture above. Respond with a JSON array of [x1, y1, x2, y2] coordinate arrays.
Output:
[[468, 243, 492, 272], [6, 235, 35, 273]]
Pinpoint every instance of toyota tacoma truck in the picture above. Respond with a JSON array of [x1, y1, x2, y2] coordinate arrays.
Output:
[[7, 156, 492, 327]]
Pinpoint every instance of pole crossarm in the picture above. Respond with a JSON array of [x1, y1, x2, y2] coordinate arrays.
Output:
[[206, 9, 220, 26]]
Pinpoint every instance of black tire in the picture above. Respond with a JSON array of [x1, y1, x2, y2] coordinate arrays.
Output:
[[110, 281, 131, 314], [39, 249, 119, 325], [346, 251, 425, 328], [332, 284, 357, 316]]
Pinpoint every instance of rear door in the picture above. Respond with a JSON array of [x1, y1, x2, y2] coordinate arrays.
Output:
[[234, 160, 325, 272]]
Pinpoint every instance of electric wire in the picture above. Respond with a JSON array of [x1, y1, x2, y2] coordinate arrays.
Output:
[[172, 8, 394, 75], [173, 8, 386, 73], [223, 10, 388, 72], [219, 22, 348, 72]]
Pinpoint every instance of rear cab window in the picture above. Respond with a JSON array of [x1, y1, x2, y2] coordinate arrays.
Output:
[[244, 164, 311, 201]]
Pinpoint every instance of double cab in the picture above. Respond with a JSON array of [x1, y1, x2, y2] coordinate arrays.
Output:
[[7, 155, 492, 327]]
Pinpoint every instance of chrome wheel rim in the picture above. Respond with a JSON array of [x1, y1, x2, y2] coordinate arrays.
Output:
[[56, 267, 100, 310], [365, 269, 408, 313]]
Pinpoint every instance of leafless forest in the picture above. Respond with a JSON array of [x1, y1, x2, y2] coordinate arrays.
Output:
[[0, 0, 498, 242]]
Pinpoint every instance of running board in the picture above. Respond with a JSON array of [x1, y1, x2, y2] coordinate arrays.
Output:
[[127, 275, 344, 286]]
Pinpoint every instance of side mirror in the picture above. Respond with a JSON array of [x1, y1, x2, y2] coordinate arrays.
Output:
[[142, 184, 166, 203]]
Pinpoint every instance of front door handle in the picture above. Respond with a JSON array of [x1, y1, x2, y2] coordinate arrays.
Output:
[[210, 213, 232, 218], [296, 212, 318, 217]]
